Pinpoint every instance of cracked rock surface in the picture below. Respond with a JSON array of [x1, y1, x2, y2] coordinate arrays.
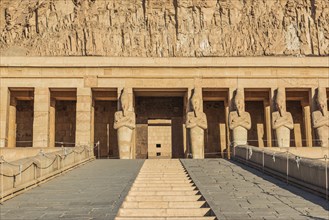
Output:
[[0, 0, 328, 56]]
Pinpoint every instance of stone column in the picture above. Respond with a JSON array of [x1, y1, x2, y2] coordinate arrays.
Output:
[[264, 100, 272, 147], [226, 88, 234, 158], [114, 88, 135, 159], [302, 102, 312, 147], [229, 89, 251, 146], [33, 88, 50, 148], [7, 96, 16, 148], [184, 88, 192, 157], [0, 87, 9, 148], [186, 87, 207, 159], [48, 98, 56, 147], [75, 88, 93, 146]]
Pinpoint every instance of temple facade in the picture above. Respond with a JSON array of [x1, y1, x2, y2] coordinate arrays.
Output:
[[0, 0, 329, 159], [0, 57, 328, 159]]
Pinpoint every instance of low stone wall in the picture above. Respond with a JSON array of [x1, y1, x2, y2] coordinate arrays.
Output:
[[233, 146, 329, 197], [0, 148, 61, 162], [0, 146, 95, 202]]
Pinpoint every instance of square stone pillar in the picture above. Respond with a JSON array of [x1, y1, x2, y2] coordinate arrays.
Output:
[[184, 88, 192, 157], [33, 88, 50, 148], [75, 88, 93, 146], [265, 99, 272, 147], [226, 87, 234, 159], [7, 96, 16, 148], [0, 87, 9, 148], [48, 98, 56, 147], [302, 101, 312, 147]]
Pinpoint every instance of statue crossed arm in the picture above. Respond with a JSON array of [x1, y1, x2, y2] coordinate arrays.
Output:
[[186, 112, 208, 130], [114, 111, 136, 130], [312, 111, 329, 129], [229, 112, 251, 130], [272, 112, 294, 130]]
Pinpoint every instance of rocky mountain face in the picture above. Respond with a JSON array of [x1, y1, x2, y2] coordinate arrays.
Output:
[[0, 0, 328, 57]]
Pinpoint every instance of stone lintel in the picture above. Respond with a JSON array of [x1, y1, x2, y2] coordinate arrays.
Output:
[[0, 57, 328, 68]]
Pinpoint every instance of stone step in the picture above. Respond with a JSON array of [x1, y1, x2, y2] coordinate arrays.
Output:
[[115, 159, 216, 220], [115, 217, 216, 220], [125, 195, 203, 202], [138, 172, 188, 177], [128, 190, 199, 196], [135, 178, 191, 181], [118, 208, 211, 217], [134, 180, 192, 184], [133, 181, 195, 187], [130, 187, 197, 191], [121, 201, 207, 209]]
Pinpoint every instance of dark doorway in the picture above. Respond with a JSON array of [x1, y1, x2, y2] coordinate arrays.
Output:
[[94, 101, 118, 158], [135, 97, 184, 159], [16, 100, 34, 147], [55, 100, 76, 147], [203, 101, 225, 158], [245, 101, 266, 147]]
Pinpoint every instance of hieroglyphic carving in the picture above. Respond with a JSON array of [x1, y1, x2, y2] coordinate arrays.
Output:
[[272, 88, 294, 147], [186, 88, 207, 159], [229, 89, 251, 146], [114, 88, 135, 159], [1, 0, 328, 56], [312, 87, 329, 147]]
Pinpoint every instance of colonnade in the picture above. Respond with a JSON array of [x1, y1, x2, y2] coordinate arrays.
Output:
[[0, 86, 328, 158]]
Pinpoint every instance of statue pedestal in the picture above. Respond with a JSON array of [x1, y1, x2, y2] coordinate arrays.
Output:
[[190, 126, 204, 159], [117, 126, 133, 159], [276, 126, 290, 147], [232, 126, 248, 146]]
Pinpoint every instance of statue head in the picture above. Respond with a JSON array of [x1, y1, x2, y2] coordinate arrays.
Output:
[[234, 89, 245, 116], [120, 88, 130, 116], [276, 87, 286, 116], [5, 7, 14, 25], [191, 88, 202, 116], [317, 87, 328, 116]]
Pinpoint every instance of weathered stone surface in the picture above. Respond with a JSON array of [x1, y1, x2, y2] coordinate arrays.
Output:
[[186, 88, 207, 159], [1, 0, 328, 57], [312, 87, 329, 147], [272, 88, 294, 147], [229, 89, 251, 146], [114, 88, 136, 159]]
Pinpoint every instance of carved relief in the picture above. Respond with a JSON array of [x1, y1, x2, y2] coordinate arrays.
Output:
[[229, 89, 251, 146], [1, 0, 328, 56], [272, 88, 294, 147], [114, 88, 135, 159], [186, 88, 207, 159], [312, 88, 329, 147]]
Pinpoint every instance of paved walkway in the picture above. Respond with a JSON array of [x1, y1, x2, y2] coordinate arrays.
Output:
[[182, 159, 329, 220], [0, 160, 144, 220], [1, 159, 328, 220]]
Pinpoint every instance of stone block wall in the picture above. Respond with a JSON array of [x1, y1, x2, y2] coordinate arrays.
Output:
[[148, 121, 172, 158]]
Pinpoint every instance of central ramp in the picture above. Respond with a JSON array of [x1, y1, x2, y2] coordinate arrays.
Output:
[[115, 159, 216, 220]]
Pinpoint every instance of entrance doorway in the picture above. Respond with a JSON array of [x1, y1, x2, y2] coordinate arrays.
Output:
[[135, 92, 185, 159], [148, 119, 172, 158]]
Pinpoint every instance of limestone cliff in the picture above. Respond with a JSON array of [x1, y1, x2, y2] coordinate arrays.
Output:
[[0, 0, 328, 56]]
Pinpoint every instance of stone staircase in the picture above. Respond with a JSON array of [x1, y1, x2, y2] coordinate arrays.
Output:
[[115, 159, 216, 220]]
